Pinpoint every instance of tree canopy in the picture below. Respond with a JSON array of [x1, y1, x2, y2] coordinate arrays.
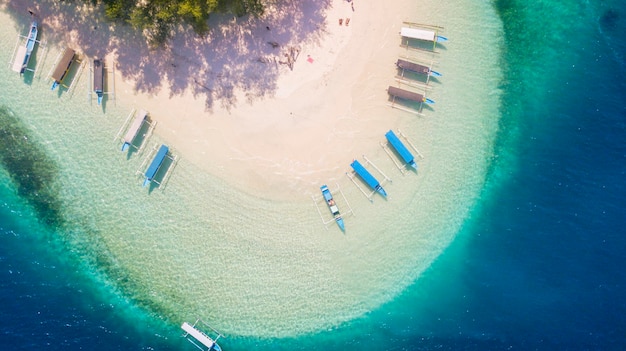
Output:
[[98, 0, 265, 46]]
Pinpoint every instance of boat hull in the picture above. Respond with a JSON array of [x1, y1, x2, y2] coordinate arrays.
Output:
[[321, 184, 345, 231]]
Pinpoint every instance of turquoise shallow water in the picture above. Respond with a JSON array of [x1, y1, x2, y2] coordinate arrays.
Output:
[[2, 0, 625, 349]]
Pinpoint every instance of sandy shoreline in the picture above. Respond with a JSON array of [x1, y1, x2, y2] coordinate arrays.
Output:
[[6, 0, 424, 199]]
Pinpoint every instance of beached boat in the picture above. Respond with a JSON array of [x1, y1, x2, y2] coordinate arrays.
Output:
[[350, 160, 387, 198], [143, 144, 169, 187], [385, 130, 417, 170], [121, 110, 147, 151], [51, 48, 76, 90], [320, 184, 345, 231], [181, 320, 223, 351], [400, 27, 447, 43], [12, 20, 38, 74], [388, 86, 434, 104], [93, 58, 104, 105], [396, 58, 442, 77]]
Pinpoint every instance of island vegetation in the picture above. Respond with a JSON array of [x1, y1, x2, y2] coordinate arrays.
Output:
[[94, 0, 265, 45]]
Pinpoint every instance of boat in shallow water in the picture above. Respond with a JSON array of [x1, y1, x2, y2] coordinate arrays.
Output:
[[385, 130, 417, 170], [320, 184, 345, 231], [93, 58, 104, 105], [181, 320, 223, 351], [51, 48, 76, 90], [350, 159, 388, 198], [12, 20, 38, 74], [143, 144, 169, 187]]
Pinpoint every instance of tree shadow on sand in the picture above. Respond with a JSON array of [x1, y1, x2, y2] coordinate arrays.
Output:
[[3, 0, 333, 112]]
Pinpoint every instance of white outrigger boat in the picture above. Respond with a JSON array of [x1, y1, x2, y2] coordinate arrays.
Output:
[[181, 320, 223, 351], [12, 20, 38, 74]]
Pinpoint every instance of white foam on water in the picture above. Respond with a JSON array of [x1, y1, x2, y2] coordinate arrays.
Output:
[[0, 0, 503, 337]]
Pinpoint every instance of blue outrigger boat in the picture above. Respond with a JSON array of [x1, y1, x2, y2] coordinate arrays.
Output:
[[350, 160, 387, 198], [93, 58, 104, 105], [143, 144, 169, 187], [385, 130, 417, 170], [320, 185, 345, 231]]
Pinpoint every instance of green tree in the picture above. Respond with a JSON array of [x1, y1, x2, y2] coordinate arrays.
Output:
[[94, 0, 265, 46]]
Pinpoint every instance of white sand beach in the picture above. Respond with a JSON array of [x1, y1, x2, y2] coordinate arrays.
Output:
[[111, 0, 419, 198]]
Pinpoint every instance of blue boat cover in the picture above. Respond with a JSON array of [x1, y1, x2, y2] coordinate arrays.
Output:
[[385, 130, 415, 165], [350, 160, 381, 190], [145, 144, 169, 180]]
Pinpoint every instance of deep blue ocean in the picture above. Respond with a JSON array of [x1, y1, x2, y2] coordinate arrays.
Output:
[[2, 0, 626, 350]]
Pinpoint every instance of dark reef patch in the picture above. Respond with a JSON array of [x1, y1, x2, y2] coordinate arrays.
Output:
[[0, 105, 64, 228], [600, 9, 619, 31]]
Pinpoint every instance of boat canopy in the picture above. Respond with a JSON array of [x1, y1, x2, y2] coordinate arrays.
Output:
[[52, 48, 76, 82], [400, 27, 437, 42], [388, 86, 425, 103], [385, 130, 416, 168], [144, 144, 169, 186], [350, 160, 381, 190], [11, 46, 27, 72], [122, 110, 147, 148], [93, 59, 103, 93], [181, 322, 218, 350], [396, 59, 430, 75]]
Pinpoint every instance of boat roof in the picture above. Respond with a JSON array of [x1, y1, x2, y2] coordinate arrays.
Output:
[[400, 27, 436, 42], [385, 130, 414, 164], [93, 59, 104, 92], [388, 86, 425, 102], [350, 160, 380, 189], [181, 322, 217, 349], [12, 46, 27, 72], [51, 48, 76, 82], [123, 110, 147, 144], [145, 144, 169, 179], [321, 186, 333, 202], [396, 59, 430, 75]]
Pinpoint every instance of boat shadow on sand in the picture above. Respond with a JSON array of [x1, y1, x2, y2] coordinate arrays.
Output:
[[5, 0, 334, 112]]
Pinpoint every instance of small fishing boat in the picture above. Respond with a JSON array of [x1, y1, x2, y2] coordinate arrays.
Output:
[[93, 58, 104, 105], [388, 86, 434, 104], [143, 144, 169, 187], [15, 20, 38, 74], [350, 160, 387, 198], [121, 110, 147, 151], [181, 320, 223, 351], [320, 185, 345, 231], [400, 27, 447, 43], [396, 58, 442, 77], [51, 48, 76, 90], [385, 130, 417, 170]]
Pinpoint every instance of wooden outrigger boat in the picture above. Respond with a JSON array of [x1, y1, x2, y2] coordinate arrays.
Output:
[[388, 86, 434, 105], [181, 320, 223, 351], [142, 144, 169, 187], [12, 20, 38, 74], [93, 58, 104, 105], [320, 184, 345, 231], [350, 160, 387, 198], [121, 110, 147, 151], [396, 58, 441, 77], [51, 48, 76, 90]]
